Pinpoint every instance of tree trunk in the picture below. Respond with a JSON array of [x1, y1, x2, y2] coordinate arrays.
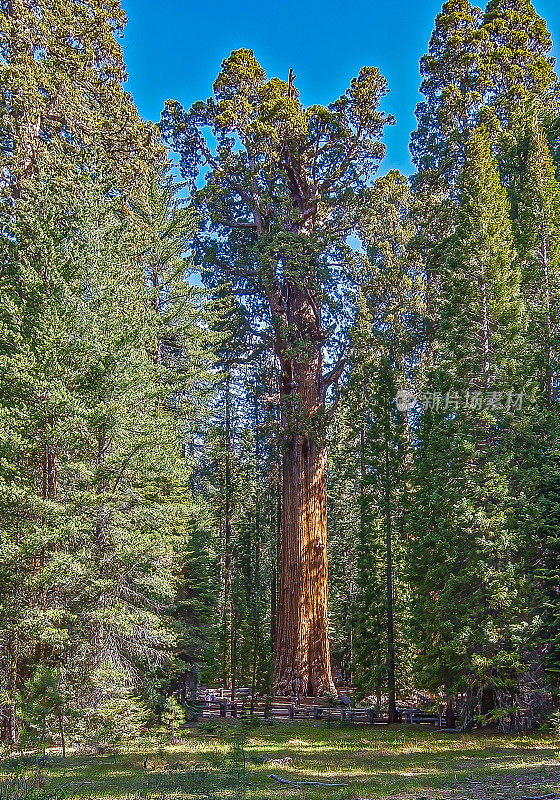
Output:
[[445, 694, 456, 729], [222, 373, 233, 689], [250, 510, 260, 710], [58, 713, 66, 758], [270, 391, 282, 655], [274, 432, 334, 697], [480, 274, 491, 382], [96, 425, 109, 576], [384, 422, 398, 723], [0, 704, 17, 745], [540, 234, 554, 405], [272, 286, 335, 698], [250, 392, 262, 710]]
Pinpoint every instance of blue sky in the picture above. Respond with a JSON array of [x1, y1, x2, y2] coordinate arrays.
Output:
[[120, 0, 560, 176]]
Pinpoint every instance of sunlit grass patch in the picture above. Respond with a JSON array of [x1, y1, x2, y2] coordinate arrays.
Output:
[[1, 722, 558, 800]]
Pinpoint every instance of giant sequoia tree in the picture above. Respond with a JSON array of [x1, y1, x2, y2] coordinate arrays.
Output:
[[163, 50, 391, 697]]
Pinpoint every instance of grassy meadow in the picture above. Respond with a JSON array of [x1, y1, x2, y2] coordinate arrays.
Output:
[[2, 722, 559, 800]]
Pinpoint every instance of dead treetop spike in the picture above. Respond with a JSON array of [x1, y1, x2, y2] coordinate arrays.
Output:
[[288, 68, 296, 98]]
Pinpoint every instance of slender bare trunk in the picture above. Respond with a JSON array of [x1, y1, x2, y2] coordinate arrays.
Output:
[[540, 235, 554, 405], [250, 510, 260, 710], [2, 641, 19, 744], [445, 693, 456, 729], [0, 693, 17, 745], [250, 393, 261, 709], [58, 713, 66, 758], [96, 425, 109, 576], [222, 374, 233, 689], [384, 420, 397, 723], [481, 275, 490, 383], [0, 648, 19, 745]]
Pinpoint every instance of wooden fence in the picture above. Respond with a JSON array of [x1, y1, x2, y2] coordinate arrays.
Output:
[[197, 699, 389, 724], [196, 688, 447, 727]]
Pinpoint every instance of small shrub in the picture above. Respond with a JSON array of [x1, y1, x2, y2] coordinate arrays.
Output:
[[239, 714, 261, 729], [0, 759, 67, 800], [70, 690, 150, 753], [197, 720, 225, 735], [20, 667, 69, 757], [161, 697, 186, 741], [547, 709, 560, 735]]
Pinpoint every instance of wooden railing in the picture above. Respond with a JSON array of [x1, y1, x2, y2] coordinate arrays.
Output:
[[197, 699, 389, 724], [197, 689, 447, 727]]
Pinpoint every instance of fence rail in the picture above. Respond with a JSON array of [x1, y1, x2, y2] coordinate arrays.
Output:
[[197, 699, 389, 724], [195, 689, 448, 727]]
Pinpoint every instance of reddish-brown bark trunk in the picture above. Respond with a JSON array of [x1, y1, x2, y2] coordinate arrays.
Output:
[[445, 694, 456, 729], [0, 704, 18, 745], [222, 374, 233, 689], [274, 432, 334, 698], [272, 285, 335, 699]]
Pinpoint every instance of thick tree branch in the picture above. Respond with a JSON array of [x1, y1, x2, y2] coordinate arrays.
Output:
[[320, 124, 363, 194], [325, 384, 342, 422], [322, 354, 347, 390], [220, 219, 258, 229]]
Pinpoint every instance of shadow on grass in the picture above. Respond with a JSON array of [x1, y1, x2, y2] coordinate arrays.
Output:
[[1, 724, 558, 800]]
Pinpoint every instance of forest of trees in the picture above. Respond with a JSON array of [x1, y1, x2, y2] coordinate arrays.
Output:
[[2, 0, 560, 747]]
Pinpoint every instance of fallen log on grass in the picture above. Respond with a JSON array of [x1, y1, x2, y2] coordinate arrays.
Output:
[[521, 795, 559, 799], [270, 773, 349, 788]]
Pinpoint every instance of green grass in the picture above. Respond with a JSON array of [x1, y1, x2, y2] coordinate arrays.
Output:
[[2, 722, 560, 800]]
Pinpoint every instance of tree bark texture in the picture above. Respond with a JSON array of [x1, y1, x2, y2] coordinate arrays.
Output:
[[272, 284, 335, 699]]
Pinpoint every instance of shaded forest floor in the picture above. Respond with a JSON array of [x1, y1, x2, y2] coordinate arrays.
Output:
[[2, 722, 560, 800]]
